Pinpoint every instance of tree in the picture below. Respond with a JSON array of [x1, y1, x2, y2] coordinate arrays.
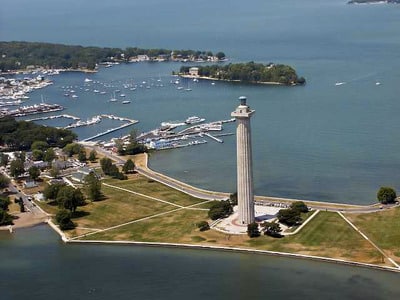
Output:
[[78, 149, 87, 162], [10, 159, 25, 179], [0, 153, 9, 167], [122, 159, 135, 174], [63, 143, 82, 157], [262, 221, 282, 238], [0, 208, 13, 225], [84, 172, 102, 201], [0, 196, 11, 211], [31, 141, 49, 151], [277, 209, 302, 226], [56, 186, 85, 213], [229, 192, 238, 206], [0, 174, 10, 189], [28, 166, 40, 180], [377, 187, 397, 204], [216, 52, 226, 60], [208, 200, 233, 220], [43, 148, 56, 162], [55, 209, 75, 230], [247, 222, 260, 238], [290, 201, 309, 213], [100, 157, 113, 174], [197, 221, 210, 231], [88, 149, 97, 162], [32, 149, 44, 161], [50, 165, 60, 178], [43, 183, 65, 200]]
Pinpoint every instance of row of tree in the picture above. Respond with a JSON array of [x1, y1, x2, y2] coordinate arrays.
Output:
[[179, 62, 306, 85], [0, 116, 76, 151], [0, 196, 13, 225], [0, 41, 225, 71]]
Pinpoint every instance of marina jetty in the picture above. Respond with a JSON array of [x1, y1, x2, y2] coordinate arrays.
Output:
[[135, 116, 235, 150], [0, 102, 63, 118], [178, 62, 306, 86]]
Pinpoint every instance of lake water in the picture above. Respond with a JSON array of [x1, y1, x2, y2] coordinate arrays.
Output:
[[3, 0, 400, 205], [2, 0, 400, 296], [1, 225, 399, 300]]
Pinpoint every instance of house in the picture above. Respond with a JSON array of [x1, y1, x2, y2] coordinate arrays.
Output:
[[70, 167, 96, 183], [23, 179, 38, 189], [189, 67, 199, 77]]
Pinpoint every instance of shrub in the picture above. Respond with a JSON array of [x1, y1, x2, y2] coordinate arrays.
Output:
[[377, 187, 397, 204], [197, 221, 210, 231], [247, 222, 260, 238]]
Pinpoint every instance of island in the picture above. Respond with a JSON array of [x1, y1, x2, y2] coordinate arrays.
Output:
[[348, 0, 400, 4], [0, 41, 226, 73], [178, 62, 306, 86]]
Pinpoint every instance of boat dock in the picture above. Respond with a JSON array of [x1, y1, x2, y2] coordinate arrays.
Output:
[[25, 114, 80, 122], [82, 118, 139, 142], [204, 133, 223, 143]]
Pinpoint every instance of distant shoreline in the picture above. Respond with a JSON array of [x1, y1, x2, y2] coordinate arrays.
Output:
[[179, 74, 285, 86]]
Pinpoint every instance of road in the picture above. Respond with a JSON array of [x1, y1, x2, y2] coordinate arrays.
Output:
[[79, 144, 400, 213]]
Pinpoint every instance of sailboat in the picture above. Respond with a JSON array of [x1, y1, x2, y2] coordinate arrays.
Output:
[[109, 92, 117, 102]]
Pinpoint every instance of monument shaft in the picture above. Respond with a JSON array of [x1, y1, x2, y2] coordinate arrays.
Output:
[[231, 97, 255, 225]]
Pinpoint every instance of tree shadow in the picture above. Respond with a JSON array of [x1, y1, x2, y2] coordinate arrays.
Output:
[[71, 210, 90, 219]]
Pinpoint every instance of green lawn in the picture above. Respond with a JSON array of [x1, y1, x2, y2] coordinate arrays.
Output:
[[103, 176, 204, 207], [346, 207, 400, 263], [243, 211, 382, 264], [72, 185, 176, 229], [38, 172, 388, 266], [83, 208, 209, 243]]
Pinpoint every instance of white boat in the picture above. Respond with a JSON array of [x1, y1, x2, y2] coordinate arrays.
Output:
[[335, 82, 346, 86], [109, 92, 117, 102], [84, 78, 93, 83], [375, 82, 381, 86], [71, 94, 79, 98], [177, 87, 184, 90], [185, 116, 205, 125], [120, 94, 126, 97], [122, 100, 131, 104]]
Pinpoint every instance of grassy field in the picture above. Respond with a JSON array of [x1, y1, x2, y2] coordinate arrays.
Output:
[[35, 171, 389, 265], [82, 204, 383, 265], [346, 207, 400, 263], [103, 175, 205, 207]]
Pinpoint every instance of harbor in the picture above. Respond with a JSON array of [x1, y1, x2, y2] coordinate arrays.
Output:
[[134, 116, 235, 150], [0, 102, 64, 118]]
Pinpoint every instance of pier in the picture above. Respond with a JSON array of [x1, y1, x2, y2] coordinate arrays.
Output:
[[25, 114, 80, 122], [204, 133, 223, 143], [82, 118, 139, 142]]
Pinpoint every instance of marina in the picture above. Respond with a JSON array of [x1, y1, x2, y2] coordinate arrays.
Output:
[[135, 117, 235, 150], [0, 102, 64, 117]]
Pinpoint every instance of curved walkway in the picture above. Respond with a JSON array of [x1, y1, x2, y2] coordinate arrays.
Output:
[[83, 147, 398, 213]]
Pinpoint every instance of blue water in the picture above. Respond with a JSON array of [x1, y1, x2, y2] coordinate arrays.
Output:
[[1, 225, 399, 300], [2, 0, 400, 205]]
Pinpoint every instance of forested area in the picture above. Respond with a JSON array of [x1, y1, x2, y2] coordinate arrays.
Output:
[[180, 62, 305, 85]]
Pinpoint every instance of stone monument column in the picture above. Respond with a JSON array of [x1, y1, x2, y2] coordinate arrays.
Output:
[[231, 96, 255, 225]]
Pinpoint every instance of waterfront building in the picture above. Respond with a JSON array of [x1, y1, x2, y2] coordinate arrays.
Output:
[[231, 96, 255, 224], [189, 67, 199, 77]]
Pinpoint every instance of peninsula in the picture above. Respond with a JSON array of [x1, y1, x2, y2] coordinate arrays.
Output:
[[0, 41, 226, 73], [178, 62, 306, 86]]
